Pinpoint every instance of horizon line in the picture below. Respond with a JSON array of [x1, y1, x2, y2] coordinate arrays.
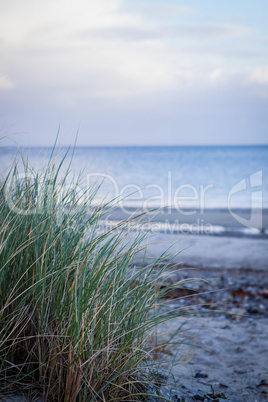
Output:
[[1, 143, 268, 148]]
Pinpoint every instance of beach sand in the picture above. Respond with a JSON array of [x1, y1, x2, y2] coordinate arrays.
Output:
[[155, 310, 268, 401], [134, 232, 268, 271], [100, 206, 268, 400], [133, 229, 268, 401]]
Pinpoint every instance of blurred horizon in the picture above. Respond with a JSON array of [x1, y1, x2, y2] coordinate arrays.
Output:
[[2, 144, 267, 211], [2, 142, 268, 148]]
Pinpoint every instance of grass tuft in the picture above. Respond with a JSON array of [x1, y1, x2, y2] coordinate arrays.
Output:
[[0, 147, 188, 401]]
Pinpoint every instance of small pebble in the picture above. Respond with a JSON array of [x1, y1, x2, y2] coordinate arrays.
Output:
[[195, 372, 208, 379], [234, 369, 249, 374], [192, 395, 204, 401]]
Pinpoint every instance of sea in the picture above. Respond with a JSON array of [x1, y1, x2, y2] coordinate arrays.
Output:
[[1, 145, 268, 237]]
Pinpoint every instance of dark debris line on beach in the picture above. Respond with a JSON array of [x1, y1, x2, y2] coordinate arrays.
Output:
[[158, 266, 268, 318]]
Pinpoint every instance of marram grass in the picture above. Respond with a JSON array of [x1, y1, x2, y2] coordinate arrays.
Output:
[[0, 148, 188, 401]]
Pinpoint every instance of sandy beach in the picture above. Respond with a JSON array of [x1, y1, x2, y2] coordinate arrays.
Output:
[[141, 262, 266, 401], [100, 205, 268, 401], [124, 210, 268, 401], [135, 232, 268, 270]]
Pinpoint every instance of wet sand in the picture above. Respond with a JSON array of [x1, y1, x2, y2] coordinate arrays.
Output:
[[133, 232, 268, 270]]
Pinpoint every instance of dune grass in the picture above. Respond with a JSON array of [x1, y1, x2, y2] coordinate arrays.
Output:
[[0, 147, 188, 401]]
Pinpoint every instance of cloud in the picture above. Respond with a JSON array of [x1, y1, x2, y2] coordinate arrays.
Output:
[[168, 24, 251, 38], [0, 0, 267, 145], [76, 24, 251, 44], [248, 65, 268, 83], [76, 27, 156, 42], [122, 4, 192, 19], [0, 75, 15, 90], [0, 0, 255, 98], [0, 0, 122, 45]]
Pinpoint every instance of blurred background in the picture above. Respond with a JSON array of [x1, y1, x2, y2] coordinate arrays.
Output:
[[0, 0, 267, 146]]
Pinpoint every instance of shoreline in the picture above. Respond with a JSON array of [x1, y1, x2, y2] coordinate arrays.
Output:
[[100, 206, 268, 238], [96, 205, 268, 272], [135, 232, 268, 271]]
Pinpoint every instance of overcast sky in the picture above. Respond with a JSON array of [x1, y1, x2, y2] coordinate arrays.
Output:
[[0, 0, 268, 146]]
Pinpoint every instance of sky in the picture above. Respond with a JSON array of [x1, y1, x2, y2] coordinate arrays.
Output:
[[0, 0, 268, 146]]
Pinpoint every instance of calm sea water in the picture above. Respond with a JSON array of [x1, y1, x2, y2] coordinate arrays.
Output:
[[1, 145, 268, 210]]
